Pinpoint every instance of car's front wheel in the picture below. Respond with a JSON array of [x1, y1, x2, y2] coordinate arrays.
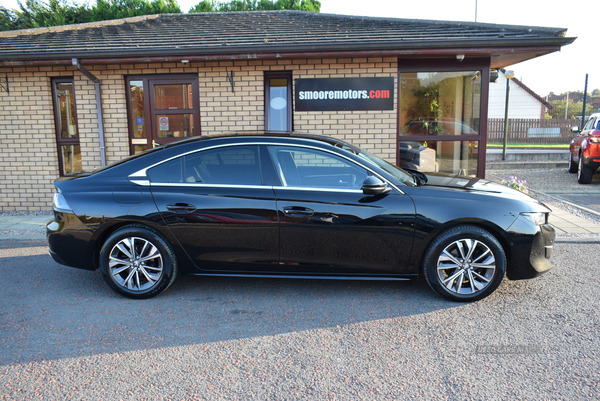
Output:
[[577, 152, 593, 184], [100, 225, 178, 299], [423, 225, 506, 302]]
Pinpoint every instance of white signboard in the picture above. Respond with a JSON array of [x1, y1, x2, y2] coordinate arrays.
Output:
[[159, 117, 169, 131]]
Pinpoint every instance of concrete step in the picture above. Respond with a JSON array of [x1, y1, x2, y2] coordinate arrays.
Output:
[[486, 161, 569, 170]]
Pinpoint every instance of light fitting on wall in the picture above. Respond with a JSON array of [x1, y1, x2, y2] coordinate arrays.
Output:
[[226, 69, 235, 93], [490, 70, 499, 83], [181, 60, 189, 65], [456, 54, 465, 62], [0, 75, 8, 94]]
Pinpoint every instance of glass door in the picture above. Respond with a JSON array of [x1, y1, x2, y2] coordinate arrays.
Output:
[[126, 75, 200, 154]]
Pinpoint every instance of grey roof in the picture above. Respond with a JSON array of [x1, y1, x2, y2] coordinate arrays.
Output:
[[0, 11, 575, 63]]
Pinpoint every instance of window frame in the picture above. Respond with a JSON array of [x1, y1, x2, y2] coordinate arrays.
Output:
[[264, 71, 293, 132], [51, 77, 81, 176], [397, 58, 491, 178], [125, 74, 201, 155]]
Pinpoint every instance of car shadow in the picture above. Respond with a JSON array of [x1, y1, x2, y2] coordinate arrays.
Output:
[[0, 245, 502, 366]]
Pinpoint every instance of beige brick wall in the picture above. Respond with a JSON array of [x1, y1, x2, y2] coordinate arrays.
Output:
[[0, 57, 398, 210]]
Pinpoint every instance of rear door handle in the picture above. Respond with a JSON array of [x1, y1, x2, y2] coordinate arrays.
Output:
[[282, 206, 314, 218], [167, 203, 197, 213]]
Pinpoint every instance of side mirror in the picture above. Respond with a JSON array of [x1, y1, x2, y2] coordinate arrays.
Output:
[[571, 126, 581, 134], [362, 176, 391, 195]]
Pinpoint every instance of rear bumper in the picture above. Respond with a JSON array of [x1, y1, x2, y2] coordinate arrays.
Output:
[[46, 211, 97, 271], [582, 155, 600, 172]]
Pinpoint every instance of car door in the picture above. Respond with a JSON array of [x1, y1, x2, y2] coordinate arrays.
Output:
[[574, 116, 597, 159], [268, 145, 416, 275], [148, 144, 280, 272]]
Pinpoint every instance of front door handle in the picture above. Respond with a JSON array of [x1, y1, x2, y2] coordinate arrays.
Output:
[[167, 203, 197, 213], [282, 206, 314, 218]]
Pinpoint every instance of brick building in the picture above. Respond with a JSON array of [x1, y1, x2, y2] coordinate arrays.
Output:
[[0, 11, 574, 210]]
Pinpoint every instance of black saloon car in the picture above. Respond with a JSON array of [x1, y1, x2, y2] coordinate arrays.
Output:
[[47, 133, 555, 301]]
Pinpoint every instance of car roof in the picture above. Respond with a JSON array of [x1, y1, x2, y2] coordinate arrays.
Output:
[[89, 131, 357, 176], [161, 131, 346, 150]]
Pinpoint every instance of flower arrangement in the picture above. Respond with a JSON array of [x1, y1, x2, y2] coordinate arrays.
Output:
[[501, 176, 529, 194]]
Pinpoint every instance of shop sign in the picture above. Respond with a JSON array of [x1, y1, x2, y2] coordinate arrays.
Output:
[[295, 77, 394, 111]]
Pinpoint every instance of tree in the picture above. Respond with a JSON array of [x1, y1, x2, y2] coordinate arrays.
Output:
[[0, 0, 180, 31], [189, 0, 321, 13], [90, 0, 180, 21], [592, 88, 600, 97], [1, 0, 90, 31], [548, 99, 593, 120]]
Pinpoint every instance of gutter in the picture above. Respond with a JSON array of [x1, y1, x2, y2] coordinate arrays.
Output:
[[0, 35, 576, 65], [0, 43, 571, 67], [71, 58, 106, 167]]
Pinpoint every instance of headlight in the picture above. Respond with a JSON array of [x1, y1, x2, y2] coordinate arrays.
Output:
[[520, 212, 547, 226], [53, 193, 73, 212], [589, 136, 600, 143]]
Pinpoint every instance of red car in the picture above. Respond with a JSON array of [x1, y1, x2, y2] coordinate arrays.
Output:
[[569, 113, 600, 184]]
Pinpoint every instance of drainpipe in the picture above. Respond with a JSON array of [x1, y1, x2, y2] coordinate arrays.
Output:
[[71, 58, 106, 167]]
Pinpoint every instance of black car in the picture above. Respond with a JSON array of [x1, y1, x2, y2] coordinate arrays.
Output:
[[47, 133, 555, 301]]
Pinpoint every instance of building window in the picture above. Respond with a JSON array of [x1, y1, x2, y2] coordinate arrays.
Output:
[[265, 72, 292, 131], [398, 59, 490, 177], [126, 74, 201, 155], [51, 77, 81, 175]]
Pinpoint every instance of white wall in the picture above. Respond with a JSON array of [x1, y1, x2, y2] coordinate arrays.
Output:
[[488, 71, 545, 119]]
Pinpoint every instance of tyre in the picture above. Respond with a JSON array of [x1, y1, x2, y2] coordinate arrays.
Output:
[[568, 150, 577, 173], [422, 225, 506, 302], [100, 225, 178, 299], [577, 152, 593, 184]]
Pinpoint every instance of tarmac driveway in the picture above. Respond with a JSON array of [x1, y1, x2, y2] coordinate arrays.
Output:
[[1, 239, 599, 399]]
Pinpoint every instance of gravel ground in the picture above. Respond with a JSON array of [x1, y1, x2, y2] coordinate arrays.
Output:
[[0, 241, 599, 400], [487, 167, 600, 194], [488, 168, 600, 227]]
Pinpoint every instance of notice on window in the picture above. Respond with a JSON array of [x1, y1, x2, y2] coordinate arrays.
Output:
[[159, 117, 169, 131], [295, 77, 394, 111]]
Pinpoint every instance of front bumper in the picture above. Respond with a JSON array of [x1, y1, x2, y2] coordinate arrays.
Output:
[[507, 222, 555, 280]]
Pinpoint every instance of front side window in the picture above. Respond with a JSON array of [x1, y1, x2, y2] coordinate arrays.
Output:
[[269, 146, 367, 189], [584, 117, 596, 131], [148, 145, 261, 186], [51, 78, 81, 175]]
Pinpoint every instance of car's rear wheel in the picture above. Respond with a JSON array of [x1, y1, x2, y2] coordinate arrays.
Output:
[[423, 225, 506, 302], [568, 150, 578, 173], [577, 152, 593, 184], [100, 225, 178, 299]]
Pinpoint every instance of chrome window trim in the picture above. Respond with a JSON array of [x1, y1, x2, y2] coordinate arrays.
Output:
[[272, 186, 363, 193], [149, 183, 270, 190], [128, 140, 405, 195]]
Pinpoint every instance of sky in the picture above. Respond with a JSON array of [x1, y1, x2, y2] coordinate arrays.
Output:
[[3, 0, 598, 99]]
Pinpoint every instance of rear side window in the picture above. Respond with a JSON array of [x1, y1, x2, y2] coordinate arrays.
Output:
[[148, 145, 262, 185]]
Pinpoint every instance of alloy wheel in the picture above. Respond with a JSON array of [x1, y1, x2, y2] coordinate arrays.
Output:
[[436, 238, 496, 295], [108, 236, 164, 292]]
